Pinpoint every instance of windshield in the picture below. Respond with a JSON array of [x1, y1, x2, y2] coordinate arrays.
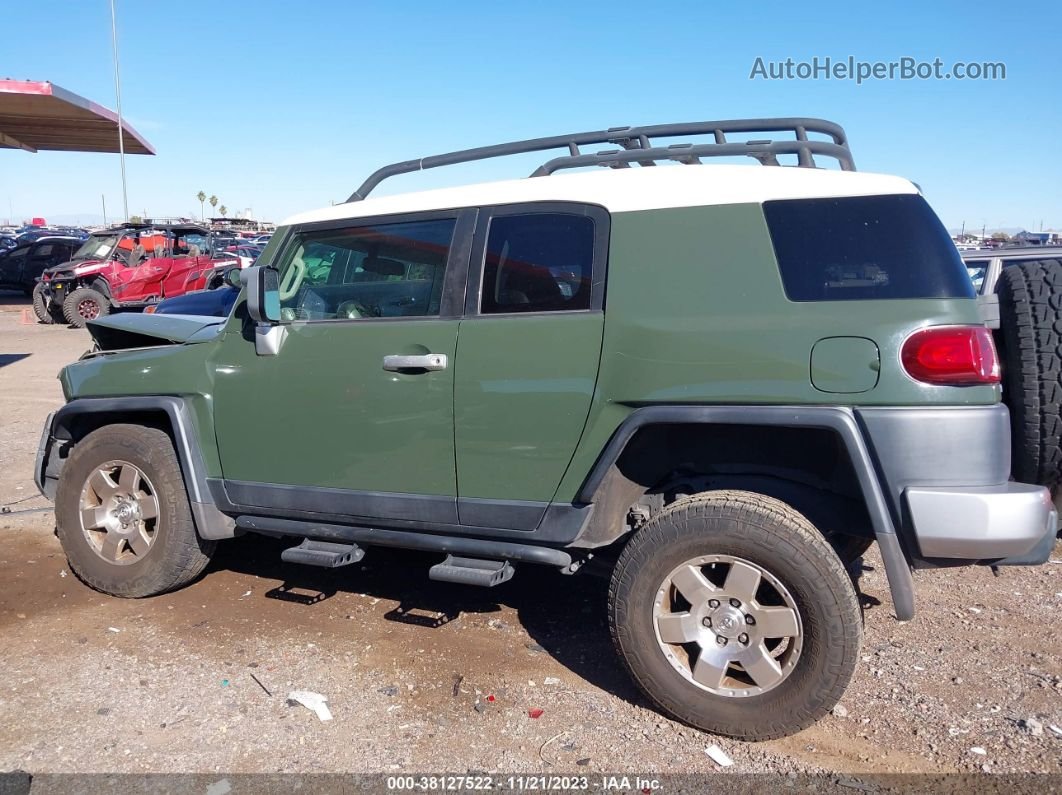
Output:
[[72, 234, 121, 261]]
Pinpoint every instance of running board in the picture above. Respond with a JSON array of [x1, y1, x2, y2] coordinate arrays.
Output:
[[235, 515, 572, 568], [281, 539, 364, 568], [429, 555, 514, 587]]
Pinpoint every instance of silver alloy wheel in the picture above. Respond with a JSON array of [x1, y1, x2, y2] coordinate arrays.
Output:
[[78, 460, 160, 565], [653, 554, 802, 697]]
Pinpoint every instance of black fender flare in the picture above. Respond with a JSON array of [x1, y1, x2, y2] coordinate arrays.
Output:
[[39, 396, 235, 540], [577, 405, 915, 620]]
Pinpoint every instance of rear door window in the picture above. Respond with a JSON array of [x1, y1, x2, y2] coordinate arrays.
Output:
[[764, 194, 975, 301], [480, 213, 595, 314]]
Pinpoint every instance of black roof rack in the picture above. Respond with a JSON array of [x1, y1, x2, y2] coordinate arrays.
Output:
[[347, 117, 855, 203]]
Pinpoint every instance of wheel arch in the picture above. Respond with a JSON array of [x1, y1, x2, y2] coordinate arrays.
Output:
[[86, 277, 115, 305], [41, 397, 235, 540], [576, 406, 915, 620]]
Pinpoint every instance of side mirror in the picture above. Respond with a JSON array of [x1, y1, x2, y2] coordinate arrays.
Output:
[[242, 265, 280, 323], [223, 266, 242, 289]]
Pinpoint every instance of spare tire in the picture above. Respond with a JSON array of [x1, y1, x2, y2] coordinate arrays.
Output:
[[996, 259, 1062, 488]]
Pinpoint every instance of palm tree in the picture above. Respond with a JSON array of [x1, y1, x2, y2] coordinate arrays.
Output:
[[209, 195, 218, 217], [219, 205, 228, 218], [196, 191, 206, 220]]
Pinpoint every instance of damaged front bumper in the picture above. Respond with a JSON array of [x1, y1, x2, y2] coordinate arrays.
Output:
[[34, 411, 58, 500]]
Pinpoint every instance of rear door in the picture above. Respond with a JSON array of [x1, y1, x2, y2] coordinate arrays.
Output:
[[454, 203, 608, 528], [0, 244, 30, 288]]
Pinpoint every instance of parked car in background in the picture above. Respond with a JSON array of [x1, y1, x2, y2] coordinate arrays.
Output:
[[250, 234, 272, 247], [34, 223, 239, 327], [145, 284, 240, 316], [0, 235, 18, 252], [0, 236, 82, 295], [228, 245, 262, 268]]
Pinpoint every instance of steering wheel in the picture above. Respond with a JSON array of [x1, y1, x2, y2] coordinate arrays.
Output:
[[279, 256, 305, 301]]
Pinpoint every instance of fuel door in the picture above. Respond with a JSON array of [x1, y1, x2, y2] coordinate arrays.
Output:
[[811, 336, 880, 394]]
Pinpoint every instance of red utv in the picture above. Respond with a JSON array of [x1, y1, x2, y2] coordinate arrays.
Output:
[[34, 223, 240, 327]]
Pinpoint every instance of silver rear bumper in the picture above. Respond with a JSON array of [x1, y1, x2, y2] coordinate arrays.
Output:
[[906, 482, 1057, 562]]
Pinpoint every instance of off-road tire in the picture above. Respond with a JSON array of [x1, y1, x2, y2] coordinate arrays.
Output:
[[996, 259, 1062, 488], [55, 424, 216, 597], [31, 282, 54, 324], [608, 490, 862, 740], [63, 287, 110, 328]]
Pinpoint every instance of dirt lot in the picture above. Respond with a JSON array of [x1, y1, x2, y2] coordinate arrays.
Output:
[[0, 291, 1060, 782]]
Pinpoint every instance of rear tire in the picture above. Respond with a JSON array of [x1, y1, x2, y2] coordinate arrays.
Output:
[[608, 490, 861, 740], [996, 259, 1062, 488], [63, 287, 110, 328], [55, 424, 215, 597], [31, 283, 53, 324]]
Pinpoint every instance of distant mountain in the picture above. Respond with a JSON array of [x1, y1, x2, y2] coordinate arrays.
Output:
[[947, 226, 1026, 237]]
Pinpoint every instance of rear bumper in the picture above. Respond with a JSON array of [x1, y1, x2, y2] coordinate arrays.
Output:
[[905, 482, 1056, 563], [858, 405, 1056, 565]]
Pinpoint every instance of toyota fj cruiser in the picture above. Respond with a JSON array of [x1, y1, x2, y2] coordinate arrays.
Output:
[[34, 118, 1058, 739]]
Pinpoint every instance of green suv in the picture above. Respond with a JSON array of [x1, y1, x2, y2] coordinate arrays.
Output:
[[34, 119, 1057, 740]]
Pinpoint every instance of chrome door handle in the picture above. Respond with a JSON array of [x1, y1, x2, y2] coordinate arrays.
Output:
[[382, 353, 448, 371]]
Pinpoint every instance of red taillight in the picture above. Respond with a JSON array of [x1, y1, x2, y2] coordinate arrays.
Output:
[[901, 326, 1001, 385]]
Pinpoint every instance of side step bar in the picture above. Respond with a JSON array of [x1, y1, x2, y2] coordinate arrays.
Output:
[[281, 539, 365, 568], [430, 555, 514, 587], [236, 515, 572, 568]]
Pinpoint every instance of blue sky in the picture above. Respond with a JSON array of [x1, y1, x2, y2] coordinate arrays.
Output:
[[2, 0, 1059, 231]]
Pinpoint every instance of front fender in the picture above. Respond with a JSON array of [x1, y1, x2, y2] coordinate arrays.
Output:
[[36, 396, 234, 540]]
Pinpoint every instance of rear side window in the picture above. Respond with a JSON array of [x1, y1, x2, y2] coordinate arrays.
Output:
[[965, 259, 990, 293], [764, 194, 975, 301], [480, 213, 594, 314]]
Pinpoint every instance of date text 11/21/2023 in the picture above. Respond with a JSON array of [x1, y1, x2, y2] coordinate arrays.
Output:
[[385, 775, 663, 791]]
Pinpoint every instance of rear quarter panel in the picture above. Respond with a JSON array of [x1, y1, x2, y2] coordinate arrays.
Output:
[[557, 203, 998, 501]]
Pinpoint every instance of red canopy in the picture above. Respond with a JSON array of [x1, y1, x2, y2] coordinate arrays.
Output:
[[0, 79, 154, 155]]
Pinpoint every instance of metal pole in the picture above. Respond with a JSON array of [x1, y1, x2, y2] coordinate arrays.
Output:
[[102, 194, 107, 226], [109, 0, 129, 221]]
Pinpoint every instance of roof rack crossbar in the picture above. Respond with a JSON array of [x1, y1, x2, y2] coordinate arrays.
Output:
[[530, 140, 856, 177], [345, 117, 853, 202]]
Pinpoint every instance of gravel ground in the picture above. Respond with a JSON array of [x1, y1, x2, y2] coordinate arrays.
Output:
[[0, 292, 1060, 784]]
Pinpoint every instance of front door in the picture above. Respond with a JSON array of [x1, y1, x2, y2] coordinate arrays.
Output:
[[212, 210, 474, 523]]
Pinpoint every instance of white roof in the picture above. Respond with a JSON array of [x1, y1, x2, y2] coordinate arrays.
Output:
[[283, 164, 918, 227]]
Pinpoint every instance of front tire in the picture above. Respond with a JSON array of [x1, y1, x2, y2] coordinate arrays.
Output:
[[608, 490, 862, 740], [55, 424, 215, 597], [63, 287, 110, 328], [31, 283, 53, 324]]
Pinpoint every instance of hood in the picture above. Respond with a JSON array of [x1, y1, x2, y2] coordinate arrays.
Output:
[[86, 312, 226, 352], [43, 258, 105, 278]]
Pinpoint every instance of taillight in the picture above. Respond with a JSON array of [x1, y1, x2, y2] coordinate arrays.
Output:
[[144, 305, 157, 314], [901, 326, 1000, 385]]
